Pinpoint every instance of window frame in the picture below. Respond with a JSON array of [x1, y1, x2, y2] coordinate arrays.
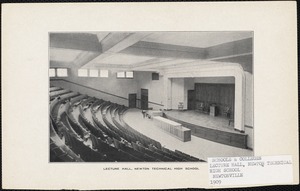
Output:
[[49, 68, 56, 77], [89, 69, 99, 77], [116, 71, 126, 78], [56, 68, 68, 77], [125, 71, 134, 79], [116, 71, 134, 79], [78, 68, 88, 77]]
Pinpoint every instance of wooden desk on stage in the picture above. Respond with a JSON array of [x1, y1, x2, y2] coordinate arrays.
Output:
[[153, 116, 191, 142]]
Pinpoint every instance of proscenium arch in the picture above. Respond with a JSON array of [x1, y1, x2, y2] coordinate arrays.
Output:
[[162, 62, 245, 132]]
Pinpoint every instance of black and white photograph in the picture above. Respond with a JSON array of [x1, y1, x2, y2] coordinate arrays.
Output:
[[49, 31, 254, 162], [3, 2, 298, 189]]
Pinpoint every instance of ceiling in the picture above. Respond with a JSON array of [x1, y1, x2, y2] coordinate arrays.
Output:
[[142, 32, 252, 48], [49, 32, 253, 73]]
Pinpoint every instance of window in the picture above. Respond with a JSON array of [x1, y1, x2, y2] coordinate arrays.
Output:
[[100, 70, 109, 78], [152, 72, 159, 80], [49, 68, 56, 77], [117, 71, 125, 78], [117, 71, 134, 79], [89, 69, 99, 77], [126, 71, 134, 78], [57, 68, 68, 77], [78, 69, 88, 77]]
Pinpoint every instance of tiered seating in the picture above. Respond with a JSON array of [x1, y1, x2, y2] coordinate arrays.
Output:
[[49, 86, 205, 162]]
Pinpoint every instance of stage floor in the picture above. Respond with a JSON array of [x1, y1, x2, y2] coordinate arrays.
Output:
[[164, 110, 240, 134]]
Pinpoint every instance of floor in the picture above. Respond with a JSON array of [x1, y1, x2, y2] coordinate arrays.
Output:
[[123, 109, 253, 160], [164, 110, 238, 134]]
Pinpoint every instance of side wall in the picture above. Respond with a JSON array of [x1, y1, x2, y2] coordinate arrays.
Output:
[[50, 68, 138, 106], [135, 71, 164, 110]]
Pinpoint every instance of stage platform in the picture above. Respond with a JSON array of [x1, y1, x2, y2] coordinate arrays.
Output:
[[164, 110, 248, 149]]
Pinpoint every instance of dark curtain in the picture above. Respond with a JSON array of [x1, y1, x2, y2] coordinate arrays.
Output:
[[195, 83, 235, 115]]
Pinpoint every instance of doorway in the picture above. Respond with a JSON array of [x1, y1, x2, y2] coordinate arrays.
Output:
[[141, 88, 148, 110], [128, 93, 137, 108]]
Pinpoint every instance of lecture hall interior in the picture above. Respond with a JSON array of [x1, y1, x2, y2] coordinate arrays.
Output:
[[49, 32, 254, 162]]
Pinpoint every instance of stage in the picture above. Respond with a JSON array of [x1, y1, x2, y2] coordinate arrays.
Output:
[[164, 110, 248, 149]]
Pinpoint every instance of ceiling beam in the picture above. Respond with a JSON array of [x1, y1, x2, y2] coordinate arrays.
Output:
[[120, 41, 207, 60], [83, 32, 152, 68], [100, 32, 133, 52]]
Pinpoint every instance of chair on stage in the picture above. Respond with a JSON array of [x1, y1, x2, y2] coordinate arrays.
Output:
[[178, 102, 184, 111]]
